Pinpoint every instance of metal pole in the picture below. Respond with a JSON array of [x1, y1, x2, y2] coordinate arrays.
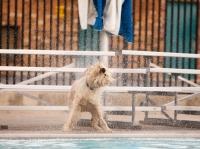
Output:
[[145, 56, 151, 119], [131, 92, 136, 125], [174, 73, 179, 122], [100, 31, 109, 67], [100, 31, 109, 120]]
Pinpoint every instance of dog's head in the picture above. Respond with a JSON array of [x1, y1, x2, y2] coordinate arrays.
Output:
[[85, 62, 113, 89]]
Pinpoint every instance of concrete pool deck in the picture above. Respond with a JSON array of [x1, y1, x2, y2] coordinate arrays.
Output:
[[1, 111, 200, 139]]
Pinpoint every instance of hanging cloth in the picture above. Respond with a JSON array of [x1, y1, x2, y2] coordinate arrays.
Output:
[[78, 0, 97, 30], [78, 0, 133, 43], [118, 0, 133, 42], [92, 0, 106, 30], [103, 0, 124, 35]]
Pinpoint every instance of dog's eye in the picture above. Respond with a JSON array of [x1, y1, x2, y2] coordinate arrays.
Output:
[[100, 68, 106, 73], [104, 74, 106, 76]]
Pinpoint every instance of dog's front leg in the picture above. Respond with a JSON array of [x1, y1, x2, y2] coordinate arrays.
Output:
[[91, 112, 102, 131], [63, 101, 81, 132], [94, 106, 112, 133]]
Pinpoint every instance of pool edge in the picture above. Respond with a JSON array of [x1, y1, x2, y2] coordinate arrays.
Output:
[[1, 133, 200, 139]]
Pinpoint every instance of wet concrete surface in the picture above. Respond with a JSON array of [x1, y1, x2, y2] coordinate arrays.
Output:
[[1, 111, 200, 139]]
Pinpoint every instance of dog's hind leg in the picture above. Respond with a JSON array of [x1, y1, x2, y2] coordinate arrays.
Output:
[[63, 103, 81, 132]]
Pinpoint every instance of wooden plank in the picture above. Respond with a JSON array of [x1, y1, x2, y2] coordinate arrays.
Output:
[[164, 93, 200, 106], [181, 88, 200, 93], [136, 106, 161, 111], [150, 68, 200, 74], [103, 106, 132, 111], [104, 87, 183, 92], [165, 106, 200, 111], [0, 106, 69, 111], [0, 67, 146, 74], [1, 106, 199, 111], [150, 63, 200, 87], [106, 106, 161, 112], [0, 49, 115, 56], [0, 106, 160, 111], [122, 50, 200, 58], [0, 66, 86, 72], [5, 66, 200, 75], [0, 85, 72, 91], [0, 89, 70, 92], [0, 63, 75, 94], [1, 86, 200, 93], [111, 68, 146, 74]]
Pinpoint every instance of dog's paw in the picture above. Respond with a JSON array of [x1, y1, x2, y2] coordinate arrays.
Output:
[[62, 126, 70, 132], [105, 129, 112, 133], [93, 126, 102, 131]]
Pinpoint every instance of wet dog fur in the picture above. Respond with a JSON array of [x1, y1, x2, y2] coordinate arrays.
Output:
[[62, 62, 113, 132]]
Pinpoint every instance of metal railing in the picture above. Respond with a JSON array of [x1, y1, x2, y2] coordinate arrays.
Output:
[[0, 0, 199, 87]]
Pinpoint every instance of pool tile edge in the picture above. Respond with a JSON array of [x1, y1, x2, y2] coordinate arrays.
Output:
[[0, 133, 200, 139]]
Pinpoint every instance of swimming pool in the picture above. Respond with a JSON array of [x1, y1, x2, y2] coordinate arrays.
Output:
[[0, 139, 200, 149]]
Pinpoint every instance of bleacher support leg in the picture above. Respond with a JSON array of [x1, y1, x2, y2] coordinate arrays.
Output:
[[131, 92, 136, 125], [144, 56, 151, 119], [173, 73, 179, 122]]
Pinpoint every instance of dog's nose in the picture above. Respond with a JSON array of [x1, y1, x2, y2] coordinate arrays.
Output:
[[100, 68, 106, 73]]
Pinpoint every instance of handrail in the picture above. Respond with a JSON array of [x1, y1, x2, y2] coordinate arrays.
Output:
[[0, 49, 116, 56], [122, 50, 200, 58], [1, 66, 200, 74], [1, 85, 200, 93], [150, 63, 200, 87], [0, 67, 147, 73], [0, 106, 199, 112]]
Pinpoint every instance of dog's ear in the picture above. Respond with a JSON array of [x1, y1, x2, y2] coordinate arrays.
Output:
[[99, 68, 106, 73], [84, 67, 90, 75]]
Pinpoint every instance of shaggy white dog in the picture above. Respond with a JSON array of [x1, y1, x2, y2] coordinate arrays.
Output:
[[63, 62, 113, 132]]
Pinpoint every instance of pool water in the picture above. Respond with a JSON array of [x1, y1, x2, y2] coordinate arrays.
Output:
[[0, 139, 200, 149]]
